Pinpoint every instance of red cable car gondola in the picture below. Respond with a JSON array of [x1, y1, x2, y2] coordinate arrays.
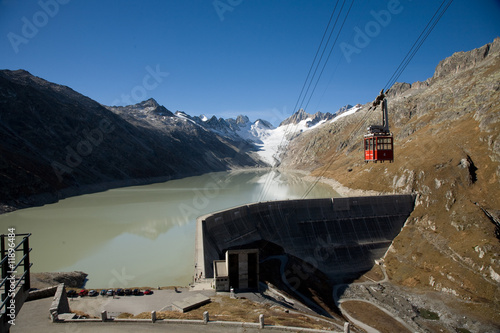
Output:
[[364, 90, 394, 163]]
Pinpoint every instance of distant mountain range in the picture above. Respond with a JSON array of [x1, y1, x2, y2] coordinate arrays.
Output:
[[0, 68, 366, 212]]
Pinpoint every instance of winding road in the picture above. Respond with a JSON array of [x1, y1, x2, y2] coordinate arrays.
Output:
[[332, 263, 415, 333]]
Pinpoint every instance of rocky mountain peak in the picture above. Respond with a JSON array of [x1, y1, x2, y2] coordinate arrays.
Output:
[[235, 115, 250, 126], [386, 37, 500, 99], [433, 37, 500, 80], [109, 98, 174, 117], [334, 105, 354, 115], [255, 119, 273, 129], [280, 108, 334, 127], [138, 98, 160, 108]]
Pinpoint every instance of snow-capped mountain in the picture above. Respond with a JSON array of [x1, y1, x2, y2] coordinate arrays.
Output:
[[110, 100, 362, 167], [279, 109, 335, 127], [174, 111, 274, 143], [256, 105, 362, 165]]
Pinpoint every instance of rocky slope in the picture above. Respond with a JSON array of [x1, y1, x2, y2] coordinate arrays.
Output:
[[280, 38, 500, 330], [0, 70, 265, 212]]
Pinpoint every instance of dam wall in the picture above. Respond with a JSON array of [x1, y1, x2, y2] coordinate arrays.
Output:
[[196, 195, 415, 282]]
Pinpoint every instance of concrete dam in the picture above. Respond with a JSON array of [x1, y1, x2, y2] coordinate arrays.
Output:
[[196, 195, 415, 288]]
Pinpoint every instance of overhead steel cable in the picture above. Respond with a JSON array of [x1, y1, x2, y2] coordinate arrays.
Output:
[[303, 0, 355, 112], [300, 104, 372, 199], [292, 0, 341, 117], [257, 1, 346, 203], [275, 0, 353, 163], [297, 0, 348, 112], [274, 0, 344, 161], [301, 0, 455, 199], [384, 0, 454, 91], [260, 1, 355, 203]]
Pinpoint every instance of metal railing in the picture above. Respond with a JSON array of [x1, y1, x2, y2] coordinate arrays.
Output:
[[0, 233, 32, 333]]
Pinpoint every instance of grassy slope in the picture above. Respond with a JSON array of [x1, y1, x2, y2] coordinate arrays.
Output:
[[282, 44, 500, 325]]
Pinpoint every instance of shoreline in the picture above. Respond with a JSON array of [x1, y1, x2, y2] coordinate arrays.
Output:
[[1, 166, 385, 215], [0, 167, 275, 215], [302, 175, 384, 197], [275, 167, 385, 197]]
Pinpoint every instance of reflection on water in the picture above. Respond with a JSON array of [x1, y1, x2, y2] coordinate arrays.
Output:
[[0, 170, 339, 288]]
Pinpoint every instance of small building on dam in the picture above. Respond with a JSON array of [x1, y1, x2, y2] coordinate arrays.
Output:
[[195, 195, 415, 291]]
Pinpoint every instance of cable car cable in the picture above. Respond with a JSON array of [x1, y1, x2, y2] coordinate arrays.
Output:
[[384, 0, 454, 91], [303, 0, 354, 112], [298, 0, 349, 111], [273, 0, 346, 163], [383, 0, 448, 91], [302, 1, 454, 197], [274, 0, 353, 167], [257, 1, 349, 203], [292, 0, 341, 117]]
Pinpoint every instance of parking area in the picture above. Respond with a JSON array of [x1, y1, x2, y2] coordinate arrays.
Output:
[[68, 287, 215, 317]]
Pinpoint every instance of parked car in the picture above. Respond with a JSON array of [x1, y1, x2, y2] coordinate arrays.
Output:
[[144, 289, 153, 295], [106, 289, 114, 296], [100, 289, 107, 296], [88, 290, 99, 297], [133, 289, 140, 295], [124, 289, 132, 296], [116, 288, 124, 296], [78, 289, 88, 297], [67, 290, 77, 297]]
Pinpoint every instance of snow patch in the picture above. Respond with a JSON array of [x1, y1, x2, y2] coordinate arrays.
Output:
[[330, 105, 361, 123], [489, 266, 500, 282]]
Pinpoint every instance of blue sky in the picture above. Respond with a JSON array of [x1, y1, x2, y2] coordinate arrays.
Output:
[[1, 0, 499, 125]]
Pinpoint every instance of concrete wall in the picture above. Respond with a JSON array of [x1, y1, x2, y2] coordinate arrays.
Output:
[[197, 195, 414, 281], [49, 284, 70, 321], [26, 285, 58, 301]]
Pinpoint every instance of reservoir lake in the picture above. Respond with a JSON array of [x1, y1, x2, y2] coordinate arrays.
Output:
[[0, 170, 339, 289]]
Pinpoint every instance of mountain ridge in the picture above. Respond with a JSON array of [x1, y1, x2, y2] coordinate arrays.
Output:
[[0, 71, 265, 212]]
